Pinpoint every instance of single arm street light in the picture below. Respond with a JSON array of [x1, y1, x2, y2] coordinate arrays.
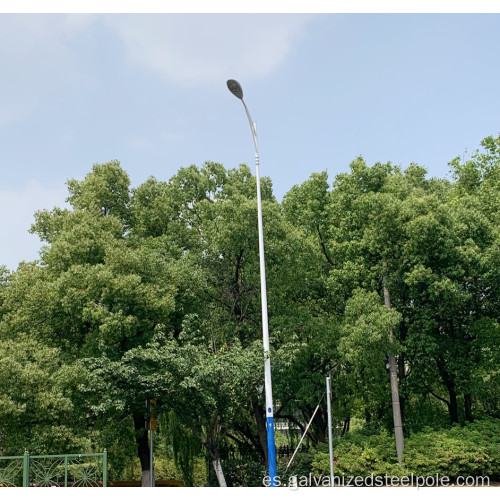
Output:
[[226, 79, 277, 486]]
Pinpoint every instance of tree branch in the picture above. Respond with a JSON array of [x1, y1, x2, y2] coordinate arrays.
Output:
[[428, 390, 450, 408], [316, 225, 334, 266]]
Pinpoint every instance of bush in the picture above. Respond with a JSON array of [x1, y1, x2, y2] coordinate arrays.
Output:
[[275, 449, 315, 486], [209, 454, 266, 487], [219, 449, 314, 486], [403, 419, 500, 479], [312, 431, 406, 478], [118, 454, 207, 486], [311, 418, 500, 481]]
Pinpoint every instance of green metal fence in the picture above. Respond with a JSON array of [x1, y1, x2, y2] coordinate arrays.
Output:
[[0, 450, 107, 487]]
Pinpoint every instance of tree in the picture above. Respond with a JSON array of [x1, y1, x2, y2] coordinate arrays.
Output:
[[2, 135, 499, 486], [1, 162, 195, 485], [0, 333, 88, 455]]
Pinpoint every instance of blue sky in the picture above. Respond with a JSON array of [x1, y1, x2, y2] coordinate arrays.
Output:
[[1, 9, 500, 270]]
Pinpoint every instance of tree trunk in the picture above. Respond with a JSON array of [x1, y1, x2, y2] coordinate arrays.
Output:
[[436, 356, 459, 424], [464, 393, 473, 422], [341, 416, 350, 436], [382, 262, 404, 465], [397, 352, 406, 423], [312, 407, 326, 444], [364, 408, 372, 423], [133, 412, 151, 487], [212, 458, 227, 487], [207, 444, 227, 487], [253, 401, 268, 464], [141, 470, 151, 487], [448, 388, 459, 424]]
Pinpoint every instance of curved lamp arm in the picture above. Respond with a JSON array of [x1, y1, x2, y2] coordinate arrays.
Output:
[[226, 79, 258, 156]]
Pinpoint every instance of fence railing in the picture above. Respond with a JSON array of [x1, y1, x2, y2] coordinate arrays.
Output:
[[0, 450, 107, 487]]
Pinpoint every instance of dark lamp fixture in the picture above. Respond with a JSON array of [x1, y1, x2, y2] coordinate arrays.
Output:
[[227, 79, 243, 99]]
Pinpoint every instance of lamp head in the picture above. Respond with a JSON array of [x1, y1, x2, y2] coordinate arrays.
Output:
[[227, 79, 243, 100]]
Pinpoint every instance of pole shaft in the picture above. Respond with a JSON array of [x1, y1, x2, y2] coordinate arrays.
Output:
[[255, 151, 277, 485], [103, 449, 108, 487], [238, 96, 276, 486], [23, 451, 29, 487], [382, 262, 404, 464], [326, 377, 334, 486]]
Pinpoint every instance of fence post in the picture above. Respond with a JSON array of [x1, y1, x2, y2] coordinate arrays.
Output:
[[102, 449, 108, 487], [64, 456, 68, 487], [23, 451, 29, 487]]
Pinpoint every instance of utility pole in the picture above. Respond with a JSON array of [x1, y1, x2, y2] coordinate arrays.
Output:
[[326, 375, 334, 487], [382, 262, 404, 464]]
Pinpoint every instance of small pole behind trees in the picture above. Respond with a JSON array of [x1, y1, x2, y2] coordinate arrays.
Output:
[[23, 451, 29, 487], [326, 375, 334, 487], [103, 449, 108, 487], [382, 262, 404, 464]]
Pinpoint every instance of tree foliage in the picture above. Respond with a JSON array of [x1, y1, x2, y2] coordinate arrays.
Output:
[[1, 135, 499, 484]]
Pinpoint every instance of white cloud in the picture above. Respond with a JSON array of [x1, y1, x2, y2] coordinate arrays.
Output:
[[0, 13, 312, 126], [103, 14, 315, 86], [0, 181, 68, 270], [0, 13, 314, 122]]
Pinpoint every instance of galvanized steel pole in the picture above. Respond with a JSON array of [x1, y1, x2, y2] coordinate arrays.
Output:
[[226, 79, 277, 486]]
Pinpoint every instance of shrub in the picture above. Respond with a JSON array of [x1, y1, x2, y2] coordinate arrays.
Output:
[[403, 419, 500, 479], [311, 418, 500, 481], [275, 449, 315, 486], [312, 431, 407, 478], [218, 455, 266, 487]]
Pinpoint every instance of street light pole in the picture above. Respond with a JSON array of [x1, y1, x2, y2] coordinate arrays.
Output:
[[227, 79, 277, 486]]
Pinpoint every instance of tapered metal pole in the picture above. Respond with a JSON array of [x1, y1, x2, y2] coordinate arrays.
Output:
[[23, 451, 29, 487], [227, 80, 277, 486], [382, 262, 404, 464], [326, 376, 334, 487], [255, 146, 277, 487]]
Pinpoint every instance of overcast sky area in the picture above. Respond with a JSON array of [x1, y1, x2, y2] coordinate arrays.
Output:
[[1, 7, 500, 270]]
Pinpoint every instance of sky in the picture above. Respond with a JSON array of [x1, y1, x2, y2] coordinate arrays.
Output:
[[1, 4, 500, 270]]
